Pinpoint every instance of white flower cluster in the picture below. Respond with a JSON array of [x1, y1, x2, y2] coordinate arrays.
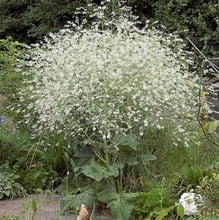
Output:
[[18, 16, 199, 146], [179, 192, 203, 216]]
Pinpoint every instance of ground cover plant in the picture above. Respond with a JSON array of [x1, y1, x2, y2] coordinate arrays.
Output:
[[0, 1, 218, 219]]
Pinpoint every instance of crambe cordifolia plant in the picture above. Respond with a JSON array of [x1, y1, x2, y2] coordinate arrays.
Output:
[[17, 4, 201, 217]]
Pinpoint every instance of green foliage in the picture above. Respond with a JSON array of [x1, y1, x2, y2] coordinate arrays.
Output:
[[0, 37, 27, 102], [97, 184, 119, 204], [0, 125, 59, 194], [31, 199, 38, 215], [0, 0, 218, 57], [61, 184, 137, 219], [133, 185, 174, 218], [33, 133, 72, 174], [81, 159, 123, 182], [181, 167, 208, 187], [129, 0, 219, 57], [20, 167, 56, 193], [108, 193, 136, 220], [0, 126, 30, 166], [203, 120, 219, 133], [61, 189, 97, 214], [172, 167, 211, 198], [146, 204, 184, 220], [176, 204, 184, 218], [98, 185, 137, 220], [199, 173, 219, 209], [0, 164, 25, 199], [133, 194, 184, 220], [0, 0, 94, 43], [189, 217, 219, 220]]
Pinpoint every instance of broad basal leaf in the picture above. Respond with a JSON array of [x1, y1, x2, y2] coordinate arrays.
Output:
[[60, 189, 96, 214], [113, 133, 138, 151], [108, 196, 134, 220], [82, 159, 123, 181], [97, 184, 119, 203]]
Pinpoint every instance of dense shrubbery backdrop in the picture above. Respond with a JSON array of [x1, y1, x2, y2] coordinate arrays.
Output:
[[0, 0, 218, 57]]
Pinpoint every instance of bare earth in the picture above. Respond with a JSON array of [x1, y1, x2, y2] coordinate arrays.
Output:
[[0, 194, 111, 220], [0, 194, 74, 220]]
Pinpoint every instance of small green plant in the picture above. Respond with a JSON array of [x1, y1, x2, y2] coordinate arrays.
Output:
[[19, 199, 38, 220], [199, 173, 219, 216], [0, 165, 25, 199], [146, 204, 184, 220], [133, 183, 175, 219], [20, 167, 55, 193]]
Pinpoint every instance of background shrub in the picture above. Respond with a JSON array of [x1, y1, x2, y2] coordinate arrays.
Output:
[[0, 0, 218, 57]]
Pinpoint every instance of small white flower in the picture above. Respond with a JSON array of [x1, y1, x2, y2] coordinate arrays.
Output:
[[143, 119, 148, 127]]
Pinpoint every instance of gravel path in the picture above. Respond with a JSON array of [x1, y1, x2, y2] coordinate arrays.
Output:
[[0, 194, 111, 220], [0, 194, 74, 220]]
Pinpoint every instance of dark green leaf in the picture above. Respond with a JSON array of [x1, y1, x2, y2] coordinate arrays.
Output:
[[82, 159, 122, 181], [113, 133, 138, 151], [97, 184, 118, 203], [108, 195, 134, 220], [61, 189, 96, 214]]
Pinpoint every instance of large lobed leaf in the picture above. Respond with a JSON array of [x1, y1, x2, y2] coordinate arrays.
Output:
[[82, 159, 123, 181]]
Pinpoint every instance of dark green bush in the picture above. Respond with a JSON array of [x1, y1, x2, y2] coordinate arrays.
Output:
[[0, 0, 218, 56], [0, 38, 27, 107], [130, 0, 219, 56], [0, 0, 93, 43]]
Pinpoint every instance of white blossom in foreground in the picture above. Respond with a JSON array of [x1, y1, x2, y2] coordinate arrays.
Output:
[[18, 16, 199, 146], [179, 192, 203, 216]]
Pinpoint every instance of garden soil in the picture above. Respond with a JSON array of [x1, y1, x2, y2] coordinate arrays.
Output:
[[0, 194, 111, 220]]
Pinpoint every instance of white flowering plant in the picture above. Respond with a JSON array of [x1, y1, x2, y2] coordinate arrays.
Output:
[[17, 3, 201, 217], [19, 21, 199, 140], [179, 192, 203, 216]]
